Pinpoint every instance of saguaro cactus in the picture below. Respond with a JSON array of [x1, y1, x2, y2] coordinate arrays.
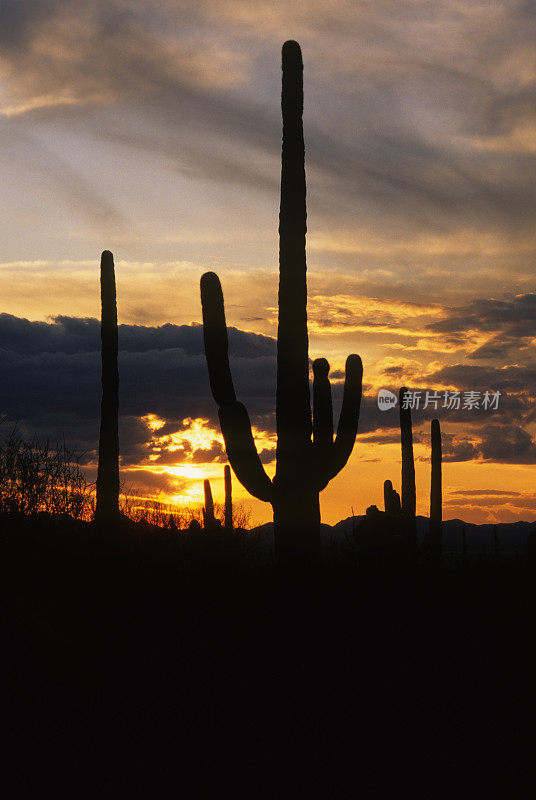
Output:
[[384, 479, 402, 515], [96, 250, 120, 523], [399, 386, 417, 548], [399, 387, 416, 518], [200, 41, 362, 563], [203, 479, 217, 531], [224, 465, 233, 533], [426, 418, 442, 558], [493, 524, 500, 556]]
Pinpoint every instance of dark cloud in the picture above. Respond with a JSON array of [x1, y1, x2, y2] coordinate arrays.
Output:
[[427, 294, 536, 360], [0, 0, 60, 49], [0, 313, 275, 357], [441, 425, 536, 465], [0, 314, 277, 469], [1, 314, 535, 471], [414, 363, 536, 432], [478, 423, 536, 465], [441, 433, 480, 463]]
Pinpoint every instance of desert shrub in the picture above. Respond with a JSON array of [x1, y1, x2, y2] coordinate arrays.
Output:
[[0, 427, 94, 519]]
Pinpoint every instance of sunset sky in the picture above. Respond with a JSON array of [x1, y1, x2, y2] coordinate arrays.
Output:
[[1, 0, 536, 524]]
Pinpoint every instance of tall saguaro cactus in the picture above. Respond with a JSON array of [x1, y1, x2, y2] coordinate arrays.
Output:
[[427, 418, 442, 558], [96, 250, 120, 523], [200, 41, 363, 563]]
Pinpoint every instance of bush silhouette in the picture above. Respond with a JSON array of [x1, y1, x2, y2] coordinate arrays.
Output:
[[0, 427, 93, 519]]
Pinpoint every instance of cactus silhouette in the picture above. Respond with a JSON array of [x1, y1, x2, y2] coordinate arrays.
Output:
[[203, 479, 218, 532], [399, 386, 417, 548], [424, 418, 442, 559], [200, 41, 363, 563], [383, 479, 402, 515], [95, 250, 120, 523], [224, 465, 233, 533], [399, 387, 416, 517], [462, 525, 467, 560]]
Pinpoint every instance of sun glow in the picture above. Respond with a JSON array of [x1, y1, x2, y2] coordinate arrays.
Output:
[[133, 415, 277, 508]]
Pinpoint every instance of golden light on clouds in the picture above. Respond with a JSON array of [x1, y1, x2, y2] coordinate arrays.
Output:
[[129, 415, 277, 510], [307, 229, 536, 258]]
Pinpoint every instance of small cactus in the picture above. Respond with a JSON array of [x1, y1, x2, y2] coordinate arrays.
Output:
[[95, 250, 120, 523], [462, 525, 467, 561], [203, 479, 218, 532], [384, 479, 402, 515]]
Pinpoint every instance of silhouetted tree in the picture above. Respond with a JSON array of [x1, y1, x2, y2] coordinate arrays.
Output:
[[95, 250, 120, 523], [200, 41, 362, 565], [0, 428, 93, 519]]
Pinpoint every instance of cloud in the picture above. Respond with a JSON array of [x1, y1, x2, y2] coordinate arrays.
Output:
[[0, 314, 277, 470], [449, 489, 522, 497], [444, 490, 536, 515], [478, 423, 536, 464], [441, 433, 480, 463], [439, 424, 536, 465], [1, 312, 536, 493], [2, 0, 536, 254], [426, 293, 536, 360]]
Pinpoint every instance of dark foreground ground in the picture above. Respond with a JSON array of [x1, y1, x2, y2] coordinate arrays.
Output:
[[2, 514, 535, 795]]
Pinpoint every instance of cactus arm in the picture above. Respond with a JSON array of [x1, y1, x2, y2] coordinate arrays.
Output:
[[317, 354, 362, 487], [219, 402, 274, 503], [200, 272, 237, 406], [312, 358, 333, 454], [200, 271, 272, 503]]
